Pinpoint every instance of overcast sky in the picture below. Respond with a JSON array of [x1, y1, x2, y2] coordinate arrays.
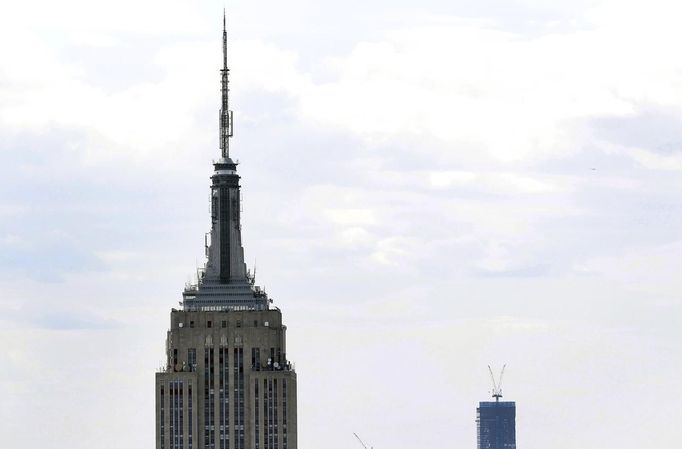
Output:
[[1, 0, 681, 448]]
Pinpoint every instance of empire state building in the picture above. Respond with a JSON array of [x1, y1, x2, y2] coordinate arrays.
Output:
[[156, 15, 298, 449]]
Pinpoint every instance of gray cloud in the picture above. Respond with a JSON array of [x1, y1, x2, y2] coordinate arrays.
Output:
[[591, 104, 682, 154]]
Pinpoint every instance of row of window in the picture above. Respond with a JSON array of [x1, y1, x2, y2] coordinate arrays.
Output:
[[234, 348, 245, 449], [205, 348, 216, 449], [161, 378, 290, 449], [219, 347, 230, 449], [169, 381, 188, 449], [179, 319, 271, 329], [175, 347, 284, 373]]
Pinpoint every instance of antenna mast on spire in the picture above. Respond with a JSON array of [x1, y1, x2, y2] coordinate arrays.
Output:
[[219, 9, 234, 159]]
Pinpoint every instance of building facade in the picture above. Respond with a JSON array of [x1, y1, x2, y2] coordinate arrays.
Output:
[[476, 401, 516, 449], [155, 15, 297, 449]]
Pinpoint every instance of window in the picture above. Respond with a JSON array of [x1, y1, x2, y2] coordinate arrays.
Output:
[[207, 321, 212, 328], [205, 348, 215, 449], [188, 348, 197, 372], [190, 321, 195, 328], [253, 320, 258, 327], [255, 381, 260, 449], [221, 320, 227, 328], [189, 385, 193, 449], [160, 386, 165, 449], [236, 320, 242, 328]]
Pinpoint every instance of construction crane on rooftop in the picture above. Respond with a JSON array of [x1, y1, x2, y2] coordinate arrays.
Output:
[[354, 432, 373, 449], [488, 364, 506, 402]]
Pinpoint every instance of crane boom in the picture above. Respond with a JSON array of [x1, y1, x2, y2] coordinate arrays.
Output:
[[488, 364, 506, 401], [488, 365, 498, 393], [354, 432, 371, 449], [498, 364, 506, 393]]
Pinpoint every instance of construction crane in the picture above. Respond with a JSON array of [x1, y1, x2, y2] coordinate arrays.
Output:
[[353, 432, 373, 449], [488, 364, 506, 401]]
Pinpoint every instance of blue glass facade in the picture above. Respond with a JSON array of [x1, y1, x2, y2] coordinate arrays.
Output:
[[477, 401, 516, 449]]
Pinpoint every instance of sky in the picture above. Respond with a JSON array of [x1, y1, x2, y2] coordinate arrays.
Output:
[[0, 0, 681, 448]]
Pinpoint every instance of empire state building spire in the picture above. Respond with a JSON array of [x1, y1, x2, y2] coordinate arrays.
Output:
[[156, 15, 297, 449], [180, 14, 269, 312], [219, 9, 233, 159]]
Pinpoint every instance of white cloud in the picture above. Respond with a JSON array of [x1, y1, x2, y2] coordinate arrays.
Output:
[[323, 208, 377, 226], [289, 23, 633, 162], [5, 0, 682, 171], [626, 147, 682, 171], [428, 170, 478, 188], [0, 21, 308, 165], [575, 240, 682, 294], [428, 170, 563, 193], [213, 0, 682, 170], [337, 226, 374, 247], [370, 236, 419, 266]]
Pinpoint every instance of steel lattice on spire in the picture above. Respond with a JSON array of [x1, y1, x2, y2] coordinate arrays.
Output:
[[219, 9, 233, 159]]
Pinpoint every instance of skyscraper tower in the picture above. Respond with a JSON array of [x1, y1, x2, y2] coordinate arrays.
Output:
[[476, 366, 515, 449], [476, 402, 516, 449], [156, 14, 297, 449]]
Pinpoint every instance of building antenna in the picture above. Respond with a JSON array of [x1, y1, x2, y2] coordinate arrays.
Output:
[[219, 8, 234, 159], [488, 364, 506, 402]]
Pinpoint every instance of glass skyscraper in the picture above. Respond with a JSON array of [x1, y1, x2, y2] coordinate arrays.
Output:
[[476, 401, 516, 449]]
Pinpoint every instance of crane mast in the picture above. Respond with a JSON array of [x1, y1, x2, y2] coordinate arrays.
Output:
[[488, 364, 506, 401]]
